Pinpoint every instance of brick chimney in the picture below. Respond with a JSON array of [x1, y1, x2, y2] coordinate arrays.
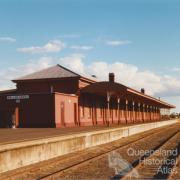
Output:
[[109, 73, 115, 83], [141, 88, 145, 94]]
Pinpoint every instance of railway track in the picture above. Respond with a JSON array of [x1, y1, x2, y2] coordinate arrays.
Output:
[[168, 155, 180, 179], [121, 132, 180, 179], [1, 123, 180, 180], [39, 125, 178, 179]]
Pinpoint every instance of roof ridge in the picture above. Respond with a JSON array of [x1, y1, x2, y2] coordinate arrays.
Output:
[[56, 64, 80, 76], [12, 65, 57, 81], [12, 64, 80, 82], [12, 63, 97, 83]]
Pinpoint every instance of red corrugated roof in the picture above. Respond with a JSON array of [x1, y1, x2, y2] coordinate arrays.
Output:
[[13, 64, 80, 81]]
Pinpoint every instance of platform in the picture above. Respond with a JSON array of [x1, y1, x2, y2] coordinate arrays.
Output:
[[0, 124, 130, 145], [0, 121, 169, 145], [0, 119, 179, 174]]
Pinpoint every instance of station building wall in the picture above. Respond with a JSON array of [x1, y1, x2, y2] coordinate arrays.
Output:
[[54, 93, 78, 128], [0, 93, 55, 128], [16, 78, 79, 94]]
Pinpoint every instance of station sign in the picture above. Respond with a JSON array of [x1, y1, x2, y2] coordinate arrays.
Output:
[[7, 95, 30, 100]]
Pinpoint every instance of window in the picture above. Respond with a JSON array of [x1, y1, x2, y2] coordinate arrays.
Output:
[[60, 101, 65, 126]]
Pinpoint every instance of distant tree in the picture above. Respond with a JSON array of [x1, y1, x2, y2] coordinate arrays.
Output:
[[170, 112, 176, 119]]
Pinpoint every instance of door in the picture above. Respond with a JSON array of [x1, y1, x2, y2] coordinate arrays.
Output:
[[60, 101, 65, 126], [0, 110, 9, 128], [10, 107, 19, 128], [0, 109, 17, 128], [14, 107, 19, 128], [74, 103, 78, 126]]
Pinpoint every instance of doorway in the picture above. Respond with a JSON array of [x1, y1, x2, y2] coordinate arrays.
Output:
[[0, 108, 19, 128], [60, 101, 65, 126]]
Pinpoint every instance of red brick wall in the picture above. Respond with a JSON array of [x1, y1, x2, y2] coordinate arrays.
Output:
[[19, 94, 55, 127], [0, 93, 55, 128], [54, 93, 78, 127], [16, 78, 79, 94]]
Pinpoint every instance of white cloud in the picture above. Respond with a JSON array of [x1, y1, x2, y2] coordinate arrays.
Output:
[[17, 40, 65, 54], [158, 75, 180, 97], [1, 54, 180, 100], [0, 57, 53, 90], [0, 54, 85, 90], [57, 57, 180, 98], [59, 54, 85, 74], [162, 96, 180, 113], [171, 67, 180, 72], [106, 40, 132, 46], [70, 45, 94, 50], [0, 37, 16, 42], [1, 55, 180, 112], [85, 62, 165, 96], [84, 62, 180, 98]]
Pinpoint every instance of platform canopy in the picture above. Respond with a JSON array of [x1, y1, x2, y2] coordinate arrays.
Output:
[[80, 81, 175, 109], [81, 81, 127, 97]]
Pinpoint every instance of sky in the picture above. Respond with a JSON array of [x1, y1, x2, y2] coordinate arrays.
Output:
[[0, 0, 180, 112]]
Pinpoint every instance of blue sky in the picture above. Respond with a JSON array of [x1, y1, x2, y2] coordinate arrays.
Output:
[[0, 0, 180, 112]]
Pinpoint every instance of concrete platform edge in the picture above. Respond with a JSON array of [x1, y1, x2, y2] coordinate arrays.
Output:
[[0, 119, 179, 174]]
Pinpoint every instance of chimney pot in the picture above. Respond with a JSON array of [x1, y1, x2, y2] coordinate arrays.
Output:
[[91, 75, 97, 78], [109, 73, 115, 83], [141, 88, 145, 94]]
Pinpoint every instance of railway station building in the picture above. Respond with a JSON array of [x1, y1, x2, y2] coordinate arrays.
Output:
[[0, 64, 175, 128]]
